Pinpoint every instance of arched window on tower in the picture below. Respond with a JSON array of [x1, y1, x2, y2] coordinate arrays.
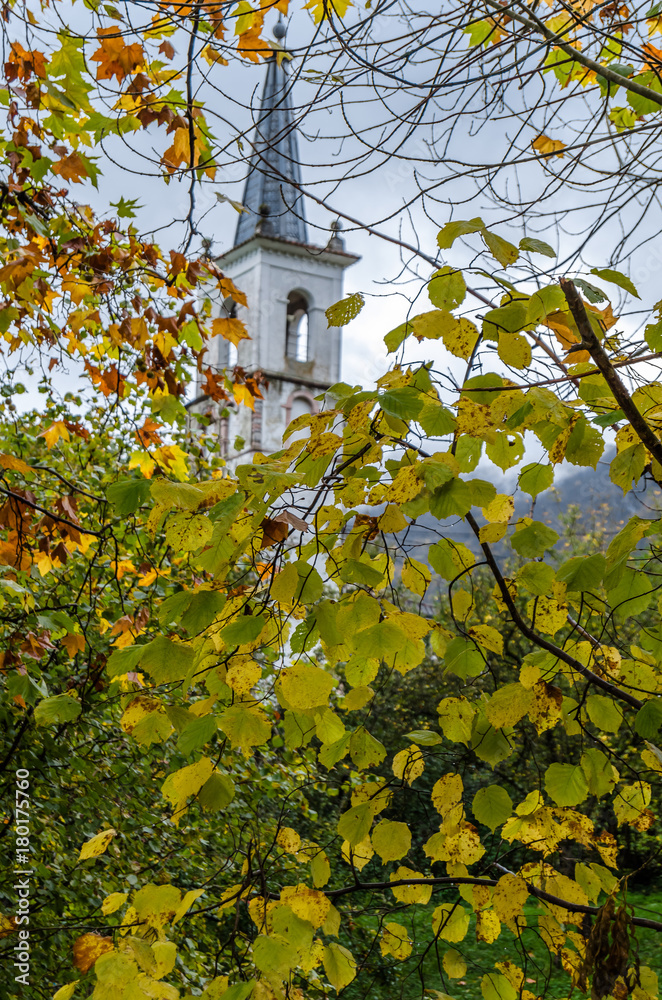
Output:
[[286, 291, 309, 362], [221, 299, 238, 368]]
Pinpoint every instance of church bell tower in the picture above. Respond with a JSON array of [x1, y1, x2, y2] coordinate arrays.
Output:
[[196, 27, 359, 463]]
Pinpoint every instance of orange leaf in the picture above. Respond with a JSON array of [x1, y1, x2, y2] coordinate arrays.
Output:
[[91, 30, 145, 82], [62, 633, 86, 658], [0, 453, 32, 474], [532, 134, 566, 157], [211, 316, 250, 346], [52, 153, 90, 184], [73, 933, 113, 973]]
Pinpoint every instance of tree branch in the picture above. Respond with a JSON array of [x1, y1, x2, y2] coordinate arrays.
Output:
[[560, 277, 662, 474]]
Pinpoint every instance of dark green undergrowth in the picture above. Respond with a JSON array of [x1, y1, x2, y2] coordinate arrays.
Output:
[[339, 887, 662, 1000]]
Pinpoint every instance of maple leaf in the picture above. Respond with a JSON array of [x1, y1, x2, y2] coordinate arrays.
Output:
[[135, 417, 163, 447], [39, 420, 70, 450], [62, 632, 85, 658], [91, 29, 145, 82], [211, 316, 249, 346], [52, 152, 91, 184], [233, 383, 256, 409], [531, 134, 567, 157]]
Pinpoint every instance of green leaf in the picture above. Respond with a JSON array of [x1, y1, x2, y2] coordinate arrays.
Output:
[[610, 443, 646, 493], [485, 433, 525, 472], [34, 694, 82, 726], [418, 401, 456, 436], [607, 567, 653, 620], [379, 387, 424, 419], [384, 320, 413, 353], [635, 699, 662, 739], [580, 749, 618, 797], [159, 589, 225, 634], [106, 478, 151, 516], [220, 615, 265, 647], [429, 478, 472, 519], [510, 520, 559, 558], [177, 714, 218, 756], [140, 636, 196, 684], [217, 704, 271, 752], [107, 644, 146, 678], [472, 785, 513, 831], [444, 637, 484, 679], [197, 771, 235, 811], [586, 695, 623, 734], [519, 237, 556, 258], [371, 819, 411, 861], [556, 554, 605, 592], [436, 218, 484, 249], [518, 462, 554, 497], [516, 561, 556, 596], [323, 942, 357, 991], [574, 278, 607, 303], [544, 763, 588, 806], [428, 267, 466, 310], [589, 267, 640, 299], [326, 292, 365, 327], [404, 729, 443, 745], [481, 230, 519, 267], [338, 802, 373, 847], [349, 727, 387, 769]]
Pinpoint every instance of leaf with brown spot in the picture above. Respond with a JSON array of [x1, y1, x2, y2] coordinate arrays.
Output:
[[73, 933, 113, 972]]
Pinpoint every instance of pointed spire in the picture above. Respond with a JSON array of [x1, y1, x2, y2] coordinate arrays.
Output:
[[234, 36, 308, 247]]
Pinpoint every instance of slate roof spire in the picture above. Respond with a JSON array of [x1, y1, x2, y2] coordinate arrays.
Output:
[[234, 28, 309, 247]]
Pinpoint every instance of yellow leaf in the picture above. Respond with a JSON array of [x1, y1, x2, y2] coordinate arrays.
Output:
[[322, 942, 356, 990], [211, 315, 250, 346], [281, 885, 330, 928], [278, 663, 335, 710], [476, 909, 501, 943], [227, 659, 262, 695], [493, 874, 529, 923], [39, 420, 70, 450], [233, 383, 256, 409], [304, 0, 352, 24], [0, 453, 32, 474], [173, 888, 205, 924], [482, 493, 514, 523], [432, 903, 470, 942], [479, 521, 508, 544], [380, 922, 412, 959], [532, 134, 566, 157], [498, 332, 531, 369], [443, 948, 467, 978], [101, 892, 128, 915], [378, 504, 408, 533], [161, 757, 215, 819], [431, 773, 463, 816], [53, 983, 80, 1000], [78, 828, 117, 861], [392, 744, 425, 785], [371, 820, 411, 863], [341, 835, 374, 870], [390, 866, 432, 904], [468, 624, 504, 655], [276, 827, 301, 853], [401, 557, 431, 596], [485, 682, 533, 729]]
